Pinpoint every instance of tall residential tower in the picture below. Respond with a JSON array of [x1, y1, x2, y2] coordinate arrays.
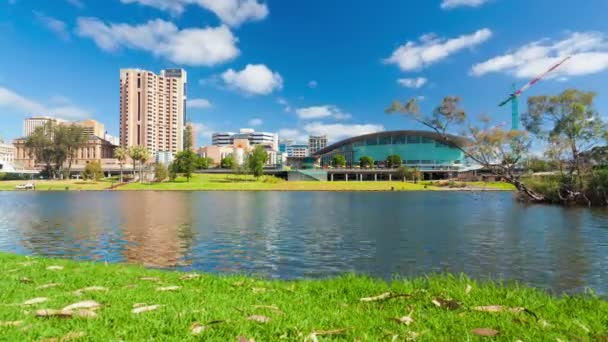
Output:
[[308, 135, 327, 155], [119, 68, 187, 155]]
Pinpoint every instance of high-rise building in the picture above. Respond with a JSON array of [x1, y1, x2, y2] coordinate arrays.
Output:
[[308, 135, 328, 155], [119, 68, 187, 155], [79, 119, 105, 138], [212, 129, 278, 151], [185, 122, 197, 149]]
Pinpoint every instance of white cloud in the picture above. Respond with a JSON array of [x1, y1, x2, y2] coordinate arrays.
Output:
[[65, 0, 84, 8], [278, 128, 306, 143], [76, 17, 239, 66], [295, 105, 351, 120], [441, 0, 490, 9], [308, 80, 318, 88], [385, 28, 492, 71], [221, 64, 283, 95], [276, 97, 292, 112], [0, 87, 90, 120], [120, 0, 268, 27], [303, 122, 385, 142], [471, 31, 608, 79], [248, 118, 263, 126], [34, 11, 70, 41], [397, 77, 427, 88], [188, 98, 212, 109]]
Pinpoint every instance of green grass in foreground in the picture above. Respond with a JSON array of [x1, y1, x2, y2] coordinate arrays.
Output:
[[1, 253, 606, 341]]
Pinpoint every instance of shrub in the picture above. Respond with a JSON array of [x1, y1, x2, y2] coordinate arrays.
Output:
[[83, 161, 103, 181], [154, 164, 168, 183]]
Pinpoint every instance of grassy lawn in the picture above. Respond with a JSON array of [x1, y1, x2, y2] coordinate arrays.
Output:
[[0, 174, 516, 192], [1, 253, 606, 341], [0, 179, 113, 191], [120, 174, 437, 191]]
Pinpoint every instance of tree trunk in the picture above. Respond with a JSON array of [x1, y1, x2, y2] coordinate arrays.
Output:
[[119, 164, 124, 183]]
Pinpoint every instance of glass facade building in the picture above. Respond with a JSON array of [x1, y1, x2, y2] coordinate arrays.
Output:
[[315, 130, 469, 171]]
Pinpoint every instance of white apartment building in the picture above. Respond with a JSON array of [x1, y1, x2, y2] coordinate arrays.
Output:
[[119, 68, 187, 155], [23, 117, 67, 137], [212, 128, 279, 151], [308, 135, 328, 155]]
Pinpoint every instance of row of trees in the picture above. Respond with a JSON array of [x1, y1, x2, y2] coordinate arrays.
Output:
[[386, 89, 608, 206], [330, 154, 404, 168]]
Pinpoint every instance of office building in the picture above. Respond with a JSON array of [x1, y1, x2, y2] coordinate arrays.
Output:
[[23, 117, 67, 137], [199, 137, 280, 167], [0, 142, 14, 165], [79, 119, 105, 138], [285, 144, 309, 157], [308, 135, 328, 155], [212, 128, 278, 151], [119, 68, 187, 155]]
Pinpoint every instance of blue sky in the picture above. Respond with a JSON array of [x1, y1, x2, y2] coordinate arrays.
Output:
[[2, 0, 608, 145]]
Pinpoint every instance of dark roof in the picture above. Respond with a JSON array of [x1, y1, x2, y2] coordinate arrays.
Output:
[[313, 130, 469, 156]]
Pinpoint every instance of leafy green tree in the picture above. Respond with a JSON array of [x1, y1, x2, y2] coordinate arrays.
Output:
[[525, 89, 606, 198], [83, 160, 103, 181], [139, 148, 151, 183], [412, 168, 422, 183], [168, 162, 178, 181], [184, 123, 194, 151], [387, 96, 544, 201], [154, 163, 168, 182], [173, 150, 197, 182], [386, 154, 402, 168], [114, 147, 128, 183], [25, 121, 86, 178], [247, 145, 269, 178], [332, 154, 346, 167], [195, 156, 212, 170], [395, 166, 412, 181], [127, 146, 143, 180], [359, 156, 374, 168], [221, 156, 235, 169]]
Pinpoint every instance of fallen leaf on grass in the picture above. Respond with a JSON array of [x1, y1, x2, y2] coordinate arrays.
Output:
[[40, 331, 85, 342], [37, 283, 61, 289], [132, 303, 147, 308], [252, 287, 267, 293], [180, 274, 200, 280], [232, 281, 246, 287], [431, 297, 461, 310], [139, 277, 160, 282], [62, 300, 101, 311], [73, 286, 108, 296], [191, 323, 205, 335], [471, 328, 499, 337], [35, 309, 73, 318], [540, 319, 550, 328], [46, 266, 63, 271], [360, 292, 412, 302], [156, 286, 180, 292], [237, 337, 254, 342], [313, 328, 348, 336], [473, 305, 525, 313], [132, 305, 161, 314], [23, 297, 48, 305], [391, 312, 414, 326], [20, 277, 32, 283], [0, 320, 23, 327], [465, 284, 473, 295], [247, 315, 271, 323]]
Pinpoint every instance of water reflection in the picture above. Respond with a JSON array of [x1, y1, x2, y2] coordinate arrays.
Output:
[[0, 191, 607, 295]]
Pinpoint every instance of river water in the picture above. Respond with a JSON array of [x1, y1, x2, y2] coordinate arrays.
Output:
[[0, 191, 607, 295]]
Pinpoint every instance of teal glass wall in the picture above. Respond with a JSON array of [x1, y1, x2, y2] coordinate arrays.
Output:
[[319, 134, 465, 169]]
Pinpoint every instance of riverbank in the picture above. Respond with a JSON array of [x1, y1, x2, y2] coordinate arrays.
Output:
[[0, 174, 516, 191], [1, 253, 606, 341]]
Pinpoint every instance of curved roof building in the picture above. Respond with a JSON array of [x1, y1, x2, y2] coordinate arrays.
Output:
[[314, 130, 470, 171]]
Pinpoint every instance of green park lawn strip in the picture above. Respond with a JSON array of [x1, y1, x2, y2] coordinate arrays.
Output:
[[0, 174, 516, 191], [1, 253, 606, 341]]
